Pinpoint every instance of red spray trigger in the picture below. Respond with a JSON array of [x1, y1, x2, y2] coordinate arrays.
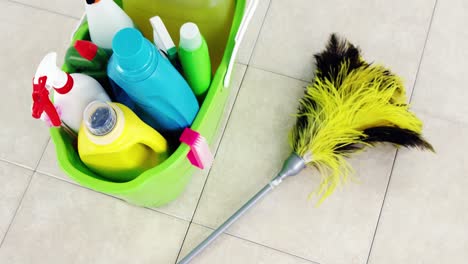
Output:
[[32, 76, 61, 127]]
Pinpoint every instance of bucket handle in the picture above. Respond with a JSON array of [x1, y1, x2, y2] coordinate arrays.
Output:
[[223, 0, 259, 88]]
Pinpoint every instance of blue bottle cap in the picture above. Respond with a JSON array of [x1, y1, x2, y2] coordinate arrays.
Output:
[[84, 101, 117, 136], [112, 28, 153, 70]]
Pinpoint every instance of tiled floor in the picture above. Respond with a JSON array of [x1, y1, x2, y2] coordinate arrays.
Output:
[[0, 0, 466, 263]]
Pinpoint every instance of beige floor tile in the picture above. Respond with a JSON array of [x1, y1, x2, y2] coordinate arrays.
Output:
[[250, 0, 435, 92], [178, 223, 315, 264], [0, 161, 33, 241], [237, 0, 271, 65], [0, 173, 189, 264], [36, 139, 73, 183], [411, 0, 468, 123], [11, 0, 85, 19], [192, 68, 400, 264], [368, 113, 468, 264], [0, 1, 78, 169]]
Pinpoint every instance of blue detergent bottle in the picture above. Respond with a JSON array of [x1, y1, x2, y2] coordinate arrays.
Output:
[[107, 28, 199, 136]]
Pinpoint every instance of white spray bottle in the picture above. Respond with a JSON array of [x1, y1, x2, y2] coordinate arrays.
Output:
[[32, 52, 110, 133]]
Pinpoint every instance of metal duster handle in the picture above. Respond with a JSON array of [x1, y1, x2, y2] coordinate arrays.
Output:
[[178, 153, 306, 264], [178, 183, 273, 264]]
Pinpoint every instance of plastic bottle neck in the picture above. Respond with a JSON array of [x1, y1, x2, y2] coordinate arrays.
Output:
[[53, 73, 74, 94], [112, 28, 159, 80], [84, 101, 126, 145]]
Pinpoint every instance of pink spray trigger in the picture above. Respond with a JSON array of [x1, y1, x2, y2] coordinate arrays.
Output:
[[180, 128, 214, 170]]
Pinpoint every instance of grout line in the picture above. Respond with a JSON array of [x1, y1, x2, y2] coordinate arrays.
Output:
[[0, 171, 34, 248], [189, 65, 250, 221], [147, 207, 191, 222], [365, 1, 439, 263], [34, 169, 192, 222], [189, 222, 320, 264], [364, 150, 399, 264], [408, 0, 439, 103], [0, 135, 50, 248], [246, 0, 273, 65], [412, 107, 468, 127], [244, 1, 312, 83], [174, 222, 193, 263], [226, 234, 320, 264], [34, 137, 51, 171], [0, 136, 50, 172], [174, 65, 251, 263], [35, 171, 191, 223], [250, 64, 310, 83], [0, 158, 35, 171], [6, 0, 81, 20]]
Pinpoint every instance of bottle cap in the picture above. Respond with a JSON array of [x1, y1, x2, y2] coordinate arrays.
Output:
[[180, 22, 202, 51], [84, 101, 117, 136], [74, 40, 98, 61], [112, 28, 153, 71]]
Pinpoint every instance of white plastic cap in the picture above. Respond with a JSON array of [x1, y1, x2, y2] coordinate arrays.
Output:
[[84, 101, 117, 136], [179, 22, 202, 51]]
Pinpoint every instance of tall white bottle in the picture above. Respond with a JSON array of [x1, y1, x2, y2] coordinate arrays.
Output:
[[33, 52, 111, 133], [85, 0, 134, 50]]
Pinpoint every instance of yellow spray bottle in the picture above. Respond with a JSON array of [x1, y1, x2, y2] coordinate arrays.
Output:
[[78, 101, 168, 182]]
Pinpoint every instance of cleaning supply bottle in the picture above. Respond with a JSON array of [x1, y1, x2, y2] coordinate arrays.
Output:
[[65, 40, 109, 78], [150, 16, 179, 67], [65, 40, 137, 110], [107, 28, 199, 136], [64, 40, 112, 95], [78, 101, 168, 182], [32, 52, 110, 133], [179, 22, 212, 98], [85, 0, 134, 50]]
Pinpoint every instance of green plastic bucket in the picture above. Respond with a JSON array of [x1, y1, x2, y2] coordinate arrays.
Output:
[[50, 0, 253, 207]]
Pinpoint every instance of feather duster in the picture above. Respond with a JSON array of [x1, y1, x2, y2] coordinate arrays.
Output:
[[289, 34, 433, 202], [179, 34, 434, 263]]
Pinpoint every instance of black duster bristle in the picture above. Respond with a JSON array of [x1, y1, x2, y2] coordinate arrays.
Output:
[[362, 126, 434, 151], [314, 33, 365, 82]]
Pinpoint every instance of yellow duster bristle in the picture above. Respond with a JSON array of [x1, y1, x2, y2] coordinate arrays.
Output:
[[290, 58, 429, 204]]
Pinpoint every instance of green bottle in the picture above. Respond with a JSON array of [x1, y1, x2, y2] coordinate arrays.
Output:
[[64, 40, 109, 81], [178, 22, 212, 99]]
